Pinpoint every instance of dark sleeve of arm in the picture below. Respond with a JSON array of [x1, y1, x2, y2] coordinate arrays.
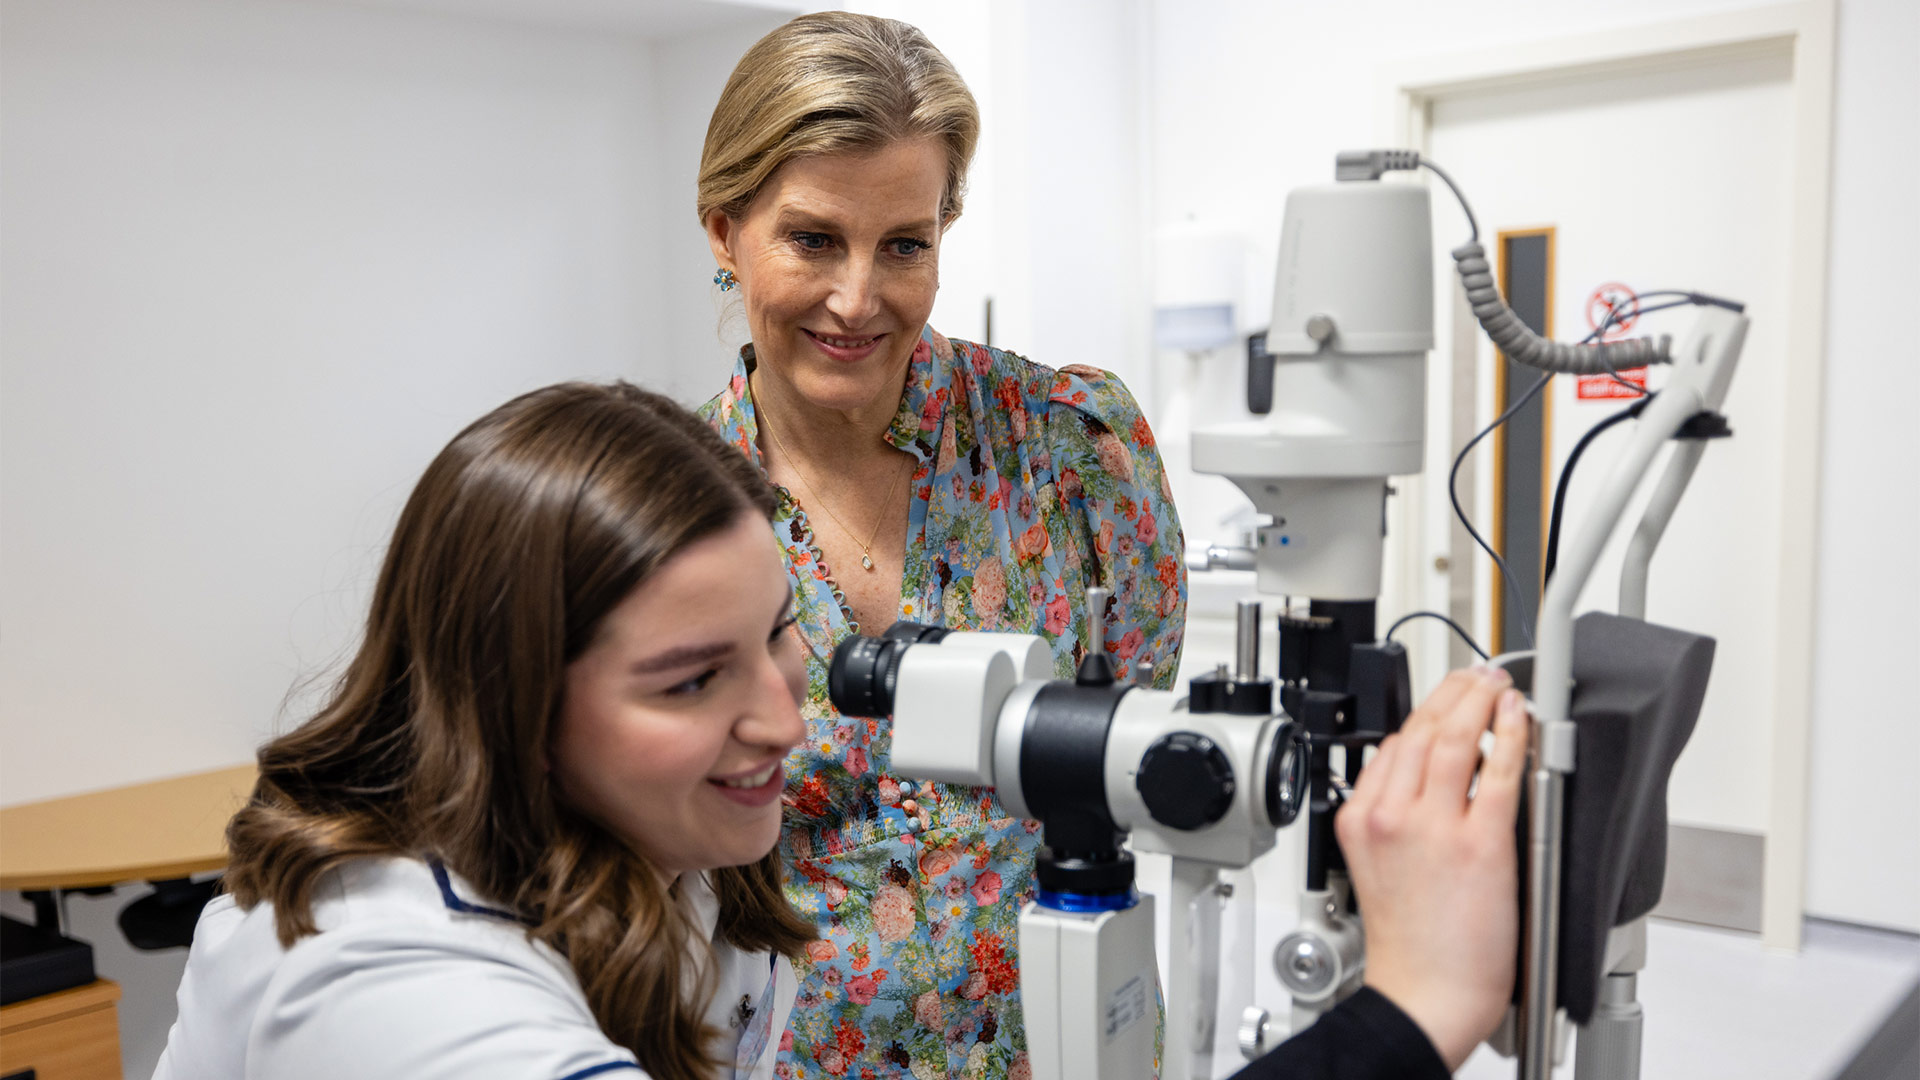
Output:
[[1229, 988, 1451, 1080]]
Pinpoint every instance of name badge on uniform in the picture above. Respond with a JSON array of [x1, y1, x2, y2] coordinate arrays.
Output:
[[731, 953, 780, 1079]]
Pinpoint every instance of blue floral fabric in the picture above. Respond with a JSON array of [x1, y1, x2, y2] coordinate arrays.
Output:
[[700, 326, 1186, 1079]]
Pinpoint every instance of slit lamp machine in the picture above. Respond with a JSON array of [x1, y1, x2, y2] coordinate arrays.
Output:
[[830, 150, 1747, 1080]]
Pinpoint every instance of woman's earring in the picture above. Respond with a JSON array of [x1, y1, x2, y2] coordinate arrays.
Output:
[[713, 267, 738, 292]]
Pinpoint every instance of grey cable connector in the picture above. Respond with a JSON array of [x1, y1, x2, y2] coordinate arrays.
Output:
[[1334, 149, 1420, 181], [1334, 149, 1671, 374]]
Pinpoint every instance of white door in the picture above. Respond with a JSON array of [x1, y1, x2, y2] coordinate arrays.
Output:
[[1409, 47, 1798, 928]]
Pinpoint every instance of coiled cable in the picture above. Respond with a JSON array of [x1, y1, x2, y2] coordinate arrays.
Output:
[[1336, 149, 1674, 375], [1450, 242, 1671, 374]]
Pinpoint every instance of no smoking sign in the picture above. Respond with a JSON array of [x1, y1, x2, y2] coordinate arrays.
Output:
[[1578, 282, 1649, 399], [1586, 282, 1639, 341]]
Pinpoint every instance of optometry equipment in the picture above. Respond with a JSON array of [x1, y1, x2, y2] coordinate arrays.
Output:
[[831, 151, 1748, 1080], [830, 591, 1323, 1080]]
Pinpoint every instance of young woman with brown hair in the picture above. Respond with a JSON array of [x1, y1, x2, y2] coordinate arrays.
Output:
[[154, 382, 816, 1080]]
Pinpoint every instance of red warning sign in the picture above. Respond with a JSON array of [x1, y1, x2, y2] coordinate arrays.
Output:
[[1586, 282, 1639, 341], [1579, 282, 1649, 398], [1576, 367, 1649, 399]]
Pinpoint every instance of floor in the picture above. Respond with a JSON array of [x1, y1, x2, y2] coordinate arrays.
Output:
[[1154, 833, 1920, 1080], [1453, 918, 1920, 1080]]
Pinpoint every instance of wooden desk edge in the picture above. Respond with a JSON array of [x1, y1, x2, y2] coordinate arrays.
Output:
[[0, 979, 122, 1032], [0, 853, 233, 893], [0, 763, 255, 891]]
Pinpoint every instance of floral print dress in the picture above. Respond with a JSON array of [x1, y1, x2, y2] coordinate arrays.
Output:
[[701, 327, 1187, 1080]]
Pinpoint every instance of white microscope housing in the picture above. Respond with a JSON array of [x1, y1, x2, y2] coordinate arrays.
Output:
[[1191, 180, 1434, 600]]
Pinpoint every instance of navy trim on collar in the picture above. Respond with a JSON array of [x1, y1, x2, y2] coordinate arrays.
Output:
[[556, 1062, 642, 1080], [427, 858, 535, 925]]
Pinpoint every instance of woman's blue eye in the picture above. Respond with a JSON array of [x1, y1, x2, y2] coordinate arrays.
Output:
[[890, 238, 931, 257], [792, 232, 830, 251], [666, 669, 719, 697]]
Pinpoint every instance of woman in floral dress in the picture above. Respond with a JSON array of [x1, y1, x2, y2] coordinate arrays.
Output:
[[694, 13, 1185, 1080]]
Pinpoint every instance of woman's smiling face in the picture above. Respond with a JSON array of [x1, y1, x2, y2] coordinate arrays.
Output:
[[550, 512, 806, 879], [706, 138, 948, 417]]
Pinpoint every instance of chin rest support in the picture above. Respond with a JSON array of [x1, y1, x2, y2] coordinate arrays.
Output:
[[1553, 611, 1715, 1024]]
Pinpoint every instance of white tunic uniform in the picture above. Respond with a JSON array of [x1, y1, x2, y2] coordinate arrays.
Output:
[[153, 857, 796, 1080]]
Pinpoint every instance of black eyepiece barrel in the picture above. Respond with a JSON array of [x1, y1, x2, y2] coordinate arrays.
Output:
[[827, 622, 948, 718]]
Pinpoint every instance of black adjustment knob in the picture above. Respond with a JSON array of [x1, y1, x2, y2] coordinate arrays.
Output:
[[1187, 670, 1229, 713], [1135, 732, 1236, 831], [1186, 670, 1273, 715]]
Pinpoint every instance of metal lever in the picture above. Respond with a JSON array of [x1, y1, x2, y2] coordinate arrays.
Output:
[[1086, 586, 1111, 653], [1236, 599, 1262, 682]]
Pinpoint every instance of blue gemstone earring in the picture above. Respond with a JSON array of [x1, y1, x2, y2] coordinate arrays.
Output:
[[713, 267, 738, 291]]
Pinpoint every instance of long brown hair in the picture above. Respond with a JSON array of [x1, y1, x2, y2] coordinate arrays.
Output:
[[696, 11, 980, 226], [224, 381, 813, 1080]]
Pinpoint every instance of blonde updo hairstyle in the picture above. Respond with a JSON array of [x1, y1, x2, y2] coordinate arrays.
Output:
[[696, 11, 980, 228]]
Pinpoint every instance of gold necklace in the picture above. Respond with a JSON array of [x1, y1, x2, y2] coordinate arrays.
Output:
[[756, 399, 911, 573]]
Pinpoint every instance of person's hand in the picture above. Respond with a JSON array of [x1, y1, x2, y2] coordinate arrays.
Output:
[[1334, 666, 1530, 1070]]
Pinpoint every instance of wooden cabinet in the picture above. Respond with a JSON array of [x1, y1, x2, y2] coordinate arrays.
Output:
[[0, 980, 122, 1080], [1, 765, 251, 1080]]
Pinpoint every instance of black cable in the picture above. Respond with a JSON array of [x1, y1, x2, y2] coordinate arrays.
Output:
[[1449, 368, 1551, 649], [1537, 291, 1738, 580], [1444, 294, 1693, 647], [1416, 148, 1750, 648], [1581, 295, 1718, 395], [1542, 395, 1654, 585], [1385, 611, 1489, 661], [1534, 295, 1725, 587]]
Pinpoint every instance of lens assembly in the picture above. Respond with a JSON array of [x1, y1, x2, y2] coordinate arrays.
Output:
[[828, 622, 949, 717], [1264, 721, 1311, 828]]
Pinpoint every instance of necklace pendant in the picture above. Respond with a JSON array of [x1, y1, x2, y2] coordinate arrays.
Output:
[[861, 553, 875, 571]]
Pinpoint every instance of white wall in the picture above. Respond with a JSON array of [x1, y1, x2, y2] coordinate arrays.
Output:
[[1145, 0, 1918, 931], [2, 0, 657, 804], [838, 0, 1002, 350], [846, 0, 1154, 398], [991, 0, 1153, 398], [0, 0, 795, 803], [1803, 0, 1920, 934], [652, 14, 806, 401], [0, 0, 787, 1071]]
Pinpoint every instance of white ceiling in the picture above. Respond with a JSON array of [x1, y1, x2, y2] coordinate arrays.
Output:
[[309, 0, 807, 38]]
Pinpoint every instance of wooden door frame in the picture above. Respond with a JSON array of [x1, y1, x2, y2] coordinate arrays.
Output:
[[1377, 1, 1837, 950], [1488, 226, 1557, 656]]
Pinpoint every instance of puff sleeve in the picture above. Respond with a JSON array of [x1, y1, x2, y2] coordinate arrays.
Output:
[[1043, 364, 1188, 689]]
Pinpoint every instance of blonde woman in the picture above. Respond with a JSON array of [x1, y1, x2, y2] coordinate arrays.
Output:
[[693, 13, 1185, 1079]]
